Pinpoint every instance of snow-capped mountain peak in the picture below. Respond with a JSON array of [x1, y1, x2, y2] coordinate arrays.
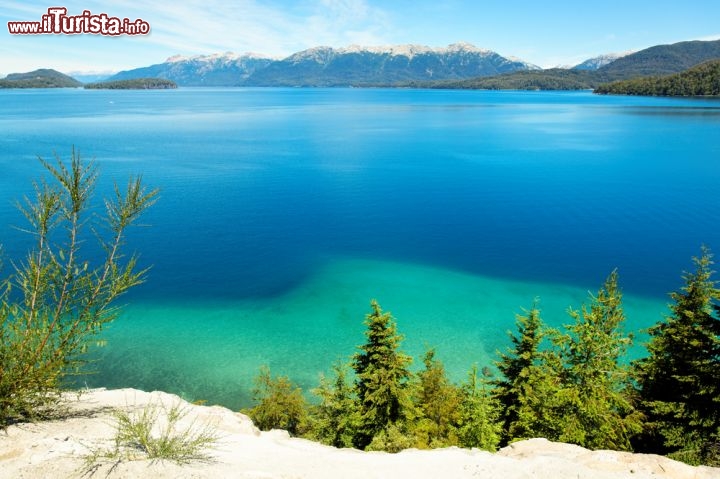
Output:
[[573, 51, 634, 70], [340, 44, 433, 58], [445, 42, 492, 55], [286, 43, 506, 61], [165, 52, 275, 64], [507, 56, 542, 70], [114, 42, 538, 86]]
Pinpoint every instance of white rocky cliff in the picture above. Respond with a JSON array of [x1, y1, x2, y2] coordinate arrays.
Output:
[[1, 388, 718, 479]]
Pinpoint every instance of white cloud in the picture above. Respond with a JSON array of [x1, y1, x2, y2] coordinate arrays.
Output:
[[694, 33, 720, 41], [304, 0, 391, 48], [115, 0, 392, 57], [104, 0, 298, 56], [1, 0, 395, 71]]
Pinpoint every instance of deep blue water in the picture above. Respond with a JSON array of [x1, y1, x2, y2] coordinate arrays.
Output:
[[1, 88, 719, 407]]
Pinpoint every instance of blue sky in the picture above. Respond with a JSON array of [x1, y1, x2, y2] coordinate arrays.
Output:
[[2, 0, 719, 75]]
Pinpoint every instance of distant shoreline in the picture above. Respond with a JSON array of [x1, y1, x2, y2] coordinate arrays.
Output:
[[84, 78, 177, 89]]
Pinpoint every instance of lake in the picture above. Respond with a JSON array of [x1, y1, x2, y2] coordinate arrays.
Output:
[[1, 88, 719, 408]]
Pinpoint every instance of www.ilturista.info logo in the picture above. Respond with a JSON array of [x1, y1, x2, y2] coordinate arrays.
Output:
[[8, 7, 150, 35]]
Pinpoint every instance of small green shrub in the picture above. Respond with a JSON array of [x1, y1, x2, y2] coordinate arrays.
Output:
[[366, 424, 414, 453], [668, 441, 720, 467], [0, 149, 157, 425], [243, 366, 308, 435], [84, 399, 219, 469]]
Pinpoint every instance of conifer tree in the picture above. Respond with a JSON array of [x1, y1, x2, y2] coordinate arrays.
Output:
[[308, 362, 357, 448], [519, 345, 567, 441], [492, 302, 544, 445], [549, 270, 640, 451], [352, 300, 413, 450], [414, 348, 462, 447], [634, 248, 720, 464], [458, 365, 501, 451], [499, 274, 640, 449], [245, 366, 308, 436]]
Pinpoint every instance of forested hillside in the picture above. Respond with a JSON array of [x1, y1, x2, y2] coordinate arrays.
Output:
[[422, 39, 720, 91], [0, 69, 82, 88], [599, 39, 720, 79], [594, 60, 720, 96], [425, 69, 599, 90]]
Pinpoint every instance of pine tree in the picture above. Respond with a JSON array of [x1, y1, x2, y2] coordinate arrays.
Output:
[[352, 300, 413, 450], [634, 248, 720, 464], [499, 274, 640, 449], [458, 365, 501, 451], [492, 302, 545, 445], [414, 348, 462, 447], [244, 366, 308, 436], [308, 362, 357, 448], [549, 270, 640, 451]]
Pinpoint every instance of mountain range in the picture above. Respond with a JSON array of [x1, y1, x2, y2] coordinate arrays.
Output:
[[108, 52, 275, 87], [102, 39, 720, 89], [426, 39, 720, 90], [3, 39, 720, 90], [572, 52, 631, 71], [107, 43, 540, 87]]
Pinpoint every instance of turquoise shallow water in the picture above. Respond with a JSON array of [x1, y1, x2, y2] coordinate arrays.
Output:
[[1, 88, 719, 409], [90, 256, 666, 409]]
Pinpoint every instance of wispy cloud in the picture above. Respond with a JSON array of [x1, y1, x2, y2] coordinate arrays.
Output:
[[110, 0, 393, 57], [1, 0, 395, 72], [136, 1, 289, 54], [695, 33, 720, 41], [305, 0, 391, 46]]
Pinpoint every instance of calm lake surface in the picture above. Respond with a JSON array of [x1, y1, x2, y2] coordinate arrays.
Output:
[[1, 88, 719, 408]]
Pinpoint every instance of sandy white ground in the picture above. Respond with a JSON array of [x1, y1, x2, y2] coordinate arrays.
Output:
[[1, 388, 718, 479]]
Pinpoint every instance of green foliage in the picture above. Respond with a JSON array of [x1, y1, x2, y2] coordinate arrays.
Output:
[[352, 300, 413, 449], [493, 274, 641, 450], [668, 443, 720, 468], [496, 338, 567, 443], [493, 302, 545, 445], [546, 270, 641, 450], [634, 247, 720, 464], [244, 366, 308, 436], [307, 362, 358, 448], [425, 69, 601, 90], [366, 423, 414, 453], [413, 348, 462, 448], [457, 365, 500, 451], [595, 60, 720, 96], [84, 78, 178, 90], [83, 400, 219, 471], [0, 149, 157, 426], [233, 255, 720, 464]]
